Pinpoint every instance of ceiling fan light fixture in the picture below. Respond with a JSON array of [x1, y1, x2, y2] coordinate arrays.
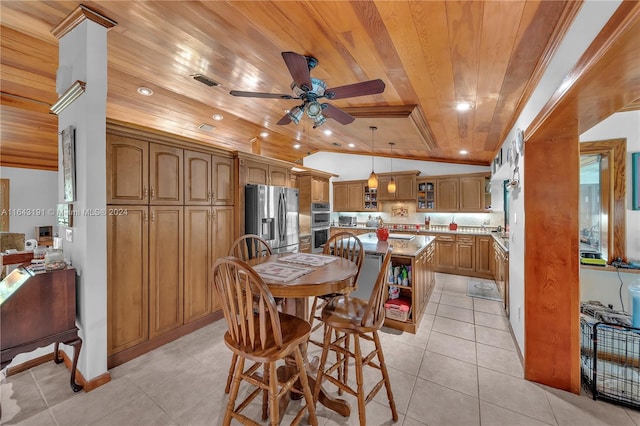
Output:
[[306, 101, 322, 118], [313, 114, 326, 128], [368, 126, 378, 190], [287, 106, 303, 124]]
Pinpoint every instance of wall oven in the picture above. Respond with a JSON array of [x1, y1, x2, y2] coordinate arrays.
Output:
[[311, 202, 331, 228], [311, 227, 330, 253]]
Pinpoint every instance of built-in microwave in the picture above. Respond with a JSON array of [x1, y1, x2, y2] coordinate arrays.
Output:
[[311, 202, 331, 228]]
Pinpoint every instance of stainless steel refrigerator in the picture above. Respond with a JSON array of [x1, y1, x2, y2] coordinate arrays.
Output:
[[245, 184, 300, 254]]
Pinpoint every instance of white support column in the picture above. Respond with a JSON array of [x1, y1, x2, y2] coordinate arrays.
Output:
[[52, 6, 116, 384]]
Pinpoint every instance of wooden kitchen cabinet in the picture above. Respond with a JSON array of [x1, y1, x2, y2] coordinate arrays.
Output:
[[377, 171, 419, 201], [333, 180, 365, 212], [148, 206, 184, 338], [435, 234, 456, 273], [107, 206, 149, 355], [475, 235, 494, 278], [107, 135, 149, 204], [185, 150, 234, 205], [310, 177, 329, 203], [243, 159, 290, 186], [434, 173, 489, 212], [149, 144, 183, 205], [456, 235, 476, 273], [416, 178, 436, 211], [494, 240, 509, 316]]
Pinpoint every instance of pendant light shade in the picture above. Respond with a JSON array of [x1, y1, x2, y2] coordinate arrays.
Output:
[[388, 142, 396, 193], [368, 126, 378, 189]]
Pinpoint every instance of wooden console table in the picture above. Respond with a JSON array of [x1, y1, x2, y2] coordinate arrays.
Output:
[[1, 266, 82, 392]]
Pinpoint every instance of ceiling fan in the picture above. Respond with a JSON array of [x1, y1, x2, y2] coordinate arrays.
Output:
[[230, 51, 385, 128]]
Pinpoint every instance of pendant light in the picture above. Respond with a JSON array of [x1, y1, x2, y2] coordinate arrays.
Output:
[[367, 126, 379, 190], [388, 142, 396, 193]]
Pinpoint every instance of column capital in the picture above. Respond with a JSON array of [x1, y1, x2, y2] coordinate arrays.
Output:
[[52, 4, 116, 40]]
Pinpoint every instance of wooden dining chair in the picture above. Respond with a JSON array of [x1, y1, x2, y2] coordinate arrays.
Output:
[[312, 248, 397, 426], [212, 257, 318, 426], [224, 233, 274, 394], [228, 233, 272, 260], [308, 232, 364, 339]]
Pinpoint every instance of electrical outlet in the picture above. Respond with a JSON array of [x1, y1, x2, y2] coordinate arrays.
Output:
[[65, 228, 73, 242]]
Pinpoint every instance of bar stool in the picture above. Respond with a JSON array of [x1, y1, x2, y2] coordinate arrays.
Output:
[[212, 257, 318, 426], [224, 234, 274, 394], [312, 248, 397, 425]]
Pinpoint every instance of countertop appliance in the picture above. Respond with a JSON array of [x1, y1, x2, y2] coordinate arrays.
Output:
[[338, 216, 357, 227], [245, 184, 299, 254]]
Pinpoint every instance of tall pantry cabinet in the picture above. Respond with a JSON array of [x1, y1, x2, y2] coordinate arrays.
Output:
[[106, 124, 234, 367]]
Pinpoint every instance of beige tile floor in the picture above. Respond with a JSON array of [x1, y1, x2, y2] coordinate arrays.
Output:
[[2, 273, 639, 425]]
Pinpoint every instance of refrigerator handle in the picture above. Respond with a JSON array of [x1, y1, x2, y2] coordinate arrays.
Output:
[[278, 192, 286, 242]]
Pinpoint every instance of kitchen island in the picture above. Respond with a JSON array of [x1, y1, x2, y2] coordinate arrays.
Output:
[[354, 233, 435, 334]]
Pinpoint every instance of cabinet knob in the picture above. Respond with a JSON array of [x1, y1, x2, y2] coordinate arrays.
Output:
[[150, 187, 155, 199], [143, 187, 148, 199]]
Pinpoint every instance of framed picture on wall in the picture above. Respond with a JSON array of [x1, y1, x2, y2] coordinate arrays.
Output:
[[61, 126, 76, 202], [633, 152, 640, 210]]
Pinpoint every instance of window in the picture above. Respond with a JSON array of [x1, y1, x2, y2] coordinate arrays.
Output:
[[579, 139, 626, 262]]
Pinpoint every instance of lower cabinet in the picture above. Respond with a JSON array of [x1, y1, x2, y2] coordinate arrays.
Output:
[[434, 234, 492, 279], [383, 243, 435, 334], [435, 234, 456, 273], [493, 241, 509, 316], [108, 205, 233, 367]]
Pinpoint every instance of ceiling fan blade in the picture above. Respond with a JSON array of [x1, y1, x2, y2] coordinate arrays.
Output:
[[229, 90, 294, 99], [322, 103, 355, 125], [282, 51, 312, 90], [326, 79, 386, 100], [276, 113, 292, 125]]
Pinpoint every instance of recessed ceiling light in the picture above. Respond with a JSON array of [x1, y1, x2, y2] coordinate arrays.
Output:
[[293, 143, 301, 149], [212, 114, 223, 121], [137, 86, 153, 96], [260, 131, 269, 138], [459, 150, 468, 155], [348, 143, 355, 148], [456, 102, 472, 111], [323, 129, 332, 136]]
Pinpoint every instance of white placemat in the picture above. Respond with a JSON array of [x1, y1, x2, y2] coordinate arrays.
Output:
[[252, 262, 314, 282], [277, 253, 339, 267]]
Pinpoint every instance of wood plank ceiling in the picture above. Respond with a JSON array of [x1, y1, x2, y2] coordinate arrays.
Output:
[[0, 1, 587, 171]]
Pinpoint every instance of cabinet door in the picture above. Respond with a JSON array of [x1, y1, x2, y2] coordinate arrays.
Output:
[[107, 206, 148, 355], [311, 177, 329, 203], [436, 178, 458, 211], [459, 176, 484, 211], [395, 175, 416, 200], [269, 165, 290, 186], [185, 150, 211, 205], [456, 236, 475, 273], [333, 183, 348, 212], [435, 237, 456, 273], [149, 206, 184, 338], [184, 206, 212, 323], [475, 236, 493, 276], [347, 182, 364, 211], [416, 179, 436, 211], [107, 136, 148, 204], [212, 155, 234, 205], [376, 176, 394, 201], [244, 160, 269, 185], [149, 144, 183, 205], [211, 206, 235, 311]]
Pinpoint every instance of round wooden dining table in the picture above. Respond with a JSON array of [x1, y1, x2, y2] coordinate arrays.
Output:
[[246, 252, 358, 418]]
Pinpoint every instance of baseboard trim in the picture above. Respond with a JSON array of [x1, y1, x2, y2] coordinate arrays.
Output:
[[6, 353, 54, 376]]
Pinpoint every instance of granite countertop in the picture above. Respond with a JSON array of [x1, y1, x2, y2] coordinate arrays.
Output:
[[357, 233, 434, 257]]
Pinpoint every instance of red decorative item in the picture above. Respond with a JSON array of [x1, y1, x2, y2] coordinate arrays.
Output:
[[449, 223, 458, 231], [376, 227, 389, 241]]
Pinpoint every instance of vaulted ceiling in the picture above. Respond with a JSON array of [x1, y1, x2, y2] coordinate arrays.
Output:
[[1, 1, 585, 170]]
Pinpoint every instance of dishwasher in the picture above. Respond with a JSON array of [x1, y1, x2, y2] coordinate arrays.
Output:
[[351, 253, 383, 300]]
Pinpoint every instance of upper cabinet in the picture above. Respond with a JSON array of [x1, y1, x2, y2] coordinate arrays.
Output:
[[333, 180, 365, 212], [107, 135, 149, 204], [243, 159, 290, 187], [149, 144, 183, 205], [434, 173, 489, 212], [377, 171, 420, 201], [185, 150, 234, 205], [296, 172, 332, 205], [416, 178, 436, 211]]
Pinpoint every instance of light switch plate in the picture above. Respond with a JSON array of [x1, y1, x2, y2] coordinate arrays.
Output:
[[65, 228, 73, 242]]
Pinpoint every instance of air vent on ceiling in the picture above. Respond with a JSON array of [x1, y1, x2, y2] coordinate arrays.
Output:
[[332, 142, 341, 147], [198, 123, 216, 132], [192, 74, 221, 87]]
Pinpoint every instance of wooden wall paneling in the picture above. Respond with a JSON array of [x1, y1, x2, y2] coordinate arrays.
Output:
[[524, 135, 580, 393]]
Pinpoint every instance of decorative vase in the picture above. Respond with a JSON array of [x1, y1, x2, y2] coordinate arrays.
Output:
[[376, 227, 389, 241]]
